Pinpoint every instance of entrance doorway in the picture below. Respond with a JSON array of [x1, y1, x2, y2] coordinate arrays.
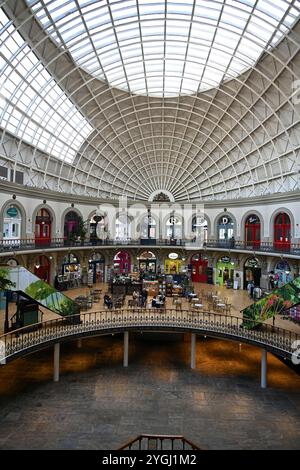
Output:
[[191, 253, 208, 283], [34, 255, 51, 284], [244, 257, 261, 289]]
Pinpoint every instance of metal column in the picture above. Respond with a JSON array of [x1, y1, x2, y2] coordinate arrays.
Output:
[[123, 331, 129, 367], [53, 343, 60, 382]]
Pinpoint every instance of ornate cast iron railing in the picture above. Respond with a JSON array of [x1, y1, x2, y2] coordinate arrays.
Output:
[[1, 237, 300, 256], [0, 309, 298, 364]]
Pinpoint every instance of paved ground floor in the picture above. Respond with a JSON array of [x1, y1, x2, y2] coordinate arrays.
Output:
[[0, 334, 299, 450]]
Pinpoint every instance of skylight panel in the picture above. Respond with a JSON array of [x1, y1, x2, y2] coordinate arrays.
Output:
[[24, 0, 298, 97], [0, 7, 92, 163]]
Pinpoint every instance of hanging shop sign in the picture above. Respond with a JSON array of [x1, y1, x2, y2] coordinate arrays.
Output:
[[168, 253, 179, 260], [220, 256, 231, 263]]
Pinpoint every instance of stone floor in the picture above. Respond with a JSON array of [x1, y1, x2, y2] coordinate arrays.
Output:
[[0, 334, 300, 450]]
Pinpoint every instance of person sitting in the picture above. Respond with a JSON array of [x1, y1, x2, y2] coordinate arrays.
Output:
[[104, 294, 113, 309], [151, 296, 158, 308], [158, 291, 165, 303]]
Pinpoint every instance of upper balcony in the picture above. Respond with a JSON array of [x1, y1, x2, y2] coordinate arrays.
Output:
[[1, 237, 300, 258]]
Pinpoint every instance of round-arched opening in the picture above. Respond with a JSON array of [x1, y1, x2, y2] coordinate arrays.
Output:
[[64, 211, 82, 243], [34, 255, 51, 284], [217, 215, 234, 246], [88, 252, 105, 284], [138, 251, 157, 273], [191, 253, 208, 283], [244, 257, 262, 290], [3, 205, 22, 242], [274, 259, 292, 288], [191, 215, 208, 243], [274, 213, 291, 251], [113, 251, 131, 274], [115, 214, 131, 241], [216, 256, 235, 287], [245, 214, 261, 249], [35, 208, 52, 246]]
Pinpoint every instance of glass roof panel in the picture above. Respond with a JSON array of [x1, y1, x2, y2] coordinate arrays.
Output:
[[0, 7, 92, 163], [26, 0, 296, 97]]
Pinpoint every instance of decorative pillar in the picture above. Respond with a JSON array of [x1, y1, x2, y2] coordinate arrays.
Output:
[[191, 333, 196, 369], [53, 343, 60, 382], [261, 348, 267, 389], [123, 331, 129, 367]]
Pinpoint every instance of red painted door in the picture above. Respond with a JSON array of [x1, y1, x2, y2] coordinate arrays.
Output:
[[191, 255, 208, 283], [34, 256, 50, 284], [274, 213, 291, 251]]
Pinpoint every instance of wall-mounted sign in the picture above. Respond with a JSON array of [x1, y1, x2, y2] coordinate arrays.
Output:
[[245, 257, 259, 267], [6, 207, 18, 217], [219, 216, 232, 225], [220, 256, 231, 263], [168, 253, 178, 260], [247, 215, 259, 224]]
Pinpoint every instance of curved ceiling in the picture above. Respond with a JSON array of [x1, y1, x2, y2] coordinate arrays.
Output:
[[0, 0, 300, 202], [28, 0, 297, 97]]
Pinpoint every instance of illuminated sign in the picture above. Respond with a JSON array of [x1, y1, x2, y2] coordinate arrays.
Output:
[[168, 253, 178, 260]]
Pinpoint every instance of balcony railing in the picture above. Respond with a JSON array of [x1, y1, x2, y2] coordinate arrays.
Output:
[[0, 237, 300, 256], [0, 308, 298, 363]]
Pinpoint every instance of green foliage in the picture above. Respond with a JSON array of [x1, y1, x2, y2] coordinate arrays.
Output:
[[0, 268, 16, 291], [25, 280, 56, 301], [242, 276, 300, 329]]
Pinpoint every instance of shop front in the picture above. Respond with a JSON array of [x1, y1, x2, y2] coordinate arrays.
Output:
[[35, 208, 52, 246], [191, 253, 208, 283], [62, 253, 81, 276], [275, 259, 293, 287], [113, 251, 131, 274], [216, 256, 235, 287], [244, 257, 261, 289], [88, 253, 105, 283], [3, 205, 22, 242], [164, 253, 182, 274], [34, 255, 51, 284], [138, 251, 157, 273]]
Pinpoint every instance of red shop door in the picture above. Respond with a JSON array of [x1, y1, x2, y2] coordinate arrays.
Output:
[[274, 213, 291, 251], [191, 258, 208, 283], [35, 222, 51, 245]]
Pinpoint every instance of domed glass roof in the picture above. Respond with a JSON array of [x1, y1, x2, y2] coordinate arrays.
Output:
[[28, 0, 298, 97]]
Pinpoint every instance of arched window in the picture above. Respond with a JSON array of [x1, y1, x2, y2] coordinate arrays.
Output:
[[3, 206, 21, 240], [116, 214, 131, 240], [35, 208, 52, 245], [245, 214, 260, 248], [166, 215, 182, 240], [140, 215, 156, 239], [274, 212, 291, 251], [217, 215, 234, 243], [90, 213, 107, 241], [64, 211, 81, 241], [192, 215, 208, 243]]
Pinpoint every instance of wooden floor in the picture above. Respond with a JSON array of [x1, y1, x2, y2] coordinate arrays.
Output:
[[1, 281, 300, 336]]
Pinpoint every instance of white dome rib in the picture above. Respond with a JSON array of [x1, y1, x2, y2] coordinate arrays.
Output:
[[0, 0, 299, 201]]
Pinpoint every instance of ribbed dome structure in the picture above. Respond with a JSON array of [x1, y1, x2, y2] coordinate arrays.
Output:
[[0, 0, 300, 200]]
